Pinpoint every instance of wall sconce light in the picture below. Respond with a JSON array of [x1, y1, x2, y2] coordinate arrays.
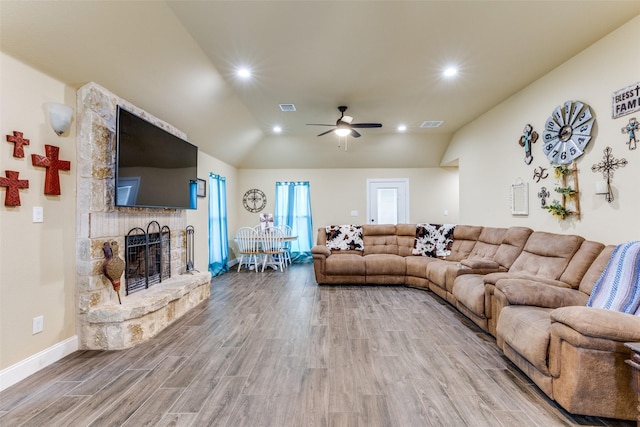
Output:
[[45, 102, 74, 136], [595, 180, 614, 203], [595, 180, 608, 195]]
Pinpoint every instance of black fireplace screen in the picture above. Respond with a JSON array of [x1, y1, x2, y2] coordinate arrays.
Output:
[[125, 221, 171, 295]]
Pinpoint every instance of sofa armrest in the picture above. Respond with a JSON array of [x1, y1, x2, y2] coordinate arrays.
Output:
[[496, 279, 588, 308], [461, 259, 500, 269], [550, 306, 640, 343], [311, 245, 331, 257]]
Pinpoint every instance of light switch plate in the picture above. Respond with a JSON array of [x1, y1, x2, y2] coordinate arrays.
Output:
[[351, 210, 358, 217], [33, 206, 44, 223]]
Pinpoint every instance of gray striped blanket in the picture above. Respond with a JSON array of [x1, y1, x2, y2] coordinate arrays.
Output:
[[587, 241, 640, 316]]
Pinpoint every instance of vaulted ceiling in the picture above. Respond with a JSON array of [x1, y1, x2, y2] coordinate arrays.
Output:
[[2, 1, 639, 169]]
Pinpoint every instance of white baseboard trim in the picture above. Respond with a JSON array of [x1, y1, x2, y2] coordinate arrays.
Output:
[[0, 335, 78, 392]]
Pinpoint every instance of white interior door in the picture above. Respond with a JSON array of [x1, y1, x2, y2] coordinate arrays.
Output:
[[367, 179, 409, 225]]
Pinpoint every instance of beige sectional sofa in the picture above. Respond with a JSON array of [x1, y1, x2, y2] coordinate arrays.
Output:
[[311, 224, 640, 421]]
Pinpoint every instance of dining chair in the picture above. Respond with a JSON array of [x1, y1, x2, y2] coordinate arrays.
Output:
[[235, 227, 261, 272], [260, 227, 285, 272], [276, 224, 293, 267]]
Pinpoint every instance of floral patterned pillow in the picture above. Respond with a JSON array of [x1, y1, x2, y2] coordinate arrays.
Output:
[[325, 225, 364, 251], [412, 223, 456, 257]]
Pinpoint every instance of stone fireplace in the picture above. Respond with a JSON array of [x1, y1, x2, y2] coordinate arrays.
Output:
[[76, 82, 210, 350]]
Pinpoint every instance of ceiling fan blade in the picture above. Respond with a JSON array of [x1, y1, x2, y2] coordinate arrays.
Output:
[[307, 123, 335, 126], [317, 128, 337, 137], [351, 129, 362, 138], [351, 123, 382, 128]]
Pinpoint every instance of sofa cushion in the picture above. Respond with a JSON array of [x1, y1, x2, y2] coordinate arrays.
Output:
[[325, 225, 364, 251], [467, 227, 506, 260], [325, 253, 365, 275], [559, 240, 605, 289], [405, 255, 440, 278], [452, 274, 486, 315], [508, 232, 584, 279], [427, 260, 466, 293], [412, 223, 456, 257], [579, 245, 615, 295], [497, 306, 554, 374], [364, 254, 406, 276], [363, 224, 399, 255], [448, 225, 483, 261], [493, 227, 533, 269]]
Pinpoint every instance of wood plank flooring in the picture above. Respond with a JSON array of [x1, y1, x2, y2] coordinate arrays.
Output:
[[0, 265, 634, 426]]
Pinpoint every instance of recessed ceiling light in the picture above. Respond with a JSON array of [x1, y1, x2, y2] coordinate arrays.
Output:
[[397, 124, 407, 132], [272, 125, 282, 133], [237, 67, 251, 79], [443, 66, 458, 78]]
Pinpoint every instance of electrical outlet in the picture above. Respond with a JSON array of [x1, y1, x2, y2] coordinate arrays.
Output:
[[32, 316, 43, 334]]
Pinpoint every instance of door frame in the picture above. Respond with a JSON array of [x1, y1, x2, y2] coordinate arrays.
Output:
[[366, 178, 410, 225]]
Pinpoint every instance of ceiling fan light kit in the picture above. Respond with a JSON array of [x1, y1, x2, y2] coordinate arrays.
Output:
[[307, 106, 382, 150]]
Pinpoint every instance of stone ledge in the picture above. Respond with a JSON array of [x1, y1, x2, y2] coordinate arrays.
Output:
[[87, 271, 211, 323]]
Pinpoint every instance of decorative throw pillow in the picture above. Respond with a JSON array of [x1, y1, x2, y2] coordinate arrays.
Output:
[[412, 223, 456, 258], [587, 241, 640, 316], [325, 225, 364, 251]]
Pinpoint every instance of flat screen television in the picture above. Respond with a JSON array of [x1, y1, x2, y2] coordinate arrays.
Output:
[[115, 106, 198, 209]]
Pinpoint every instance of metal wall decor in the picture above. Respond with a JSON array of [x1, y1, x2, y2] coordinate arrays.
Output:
[[538, 187, 550, 208], [591, 146, 627, 203], [622, 117, 638, 150], [542, 101, 594, 165], [518, 124, 538, 165], [31, 144, 71, 195], [6, 131, 30, 158], [532, 166, 548, 183], [0, 170, 29, 206]]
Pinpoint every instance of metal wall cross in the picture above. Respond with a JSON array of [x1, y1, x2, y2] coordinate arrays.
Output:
[[591, 146, 627, 203]]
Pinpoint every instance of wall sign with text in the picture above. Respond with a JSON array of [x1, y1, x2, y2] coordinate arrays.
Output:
[[612, 81, 640, 119]]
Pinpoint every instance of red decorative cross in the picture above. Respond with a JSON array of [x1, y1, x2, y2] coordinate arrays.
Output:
[[31, 145, 71, 195], [6, 131, 30, 158], [0, 170, 29, 206]]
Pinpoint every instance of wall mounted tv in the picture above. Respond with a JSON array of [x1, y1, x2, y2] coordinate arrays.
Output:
[[115, 106, 198, 209]]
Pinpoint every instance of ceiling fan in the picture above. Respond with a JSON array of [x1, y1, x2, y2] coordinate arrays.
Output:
[[307, 106, 382, 138]]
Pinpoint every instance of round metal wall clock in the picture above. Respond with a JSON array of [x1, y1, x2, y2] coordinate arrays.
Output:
[[242, 189, 267, 212], [542, 100, 595, 165]]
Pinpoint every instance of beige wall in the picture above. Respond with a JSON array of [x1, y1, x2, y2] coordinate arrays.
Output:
[[186, 151, 238, 271], [443, 15, 640, 245], [236, 167, 459, 236], [0, 53, 77, 370]]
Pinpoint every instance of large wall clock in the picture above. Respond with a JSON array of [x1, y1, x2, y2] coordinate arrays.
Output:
[[542, 100, 595, 165], [242, 188, 267, 213]]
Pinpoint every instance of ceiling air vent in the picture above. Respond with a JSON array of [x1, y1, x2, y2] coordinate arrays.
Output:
[[279, 104, 296, 112], [420, 120, 443, 128]]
